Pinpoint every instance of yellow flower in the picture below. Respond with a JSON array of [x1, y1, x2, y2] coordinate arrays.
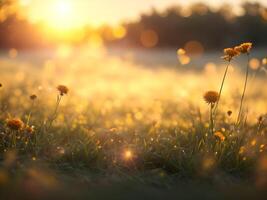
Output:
[[57, 85, 69, 96], [30, 94, 37, 100], [6, 118, 24, 131], [214, 131, 225, 141], [222, 48, 239, 61], [203, 91, 219, 104], [25, 125, 34, 134], [234, 42, 252, 54]]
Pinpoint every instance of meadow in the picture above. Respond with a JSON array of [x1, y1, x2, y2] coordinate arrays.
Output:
[[0, 44, 267, 199]]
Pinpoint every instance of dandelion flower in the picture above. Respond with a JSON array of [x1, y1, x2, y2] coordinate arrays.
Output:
[[235, 42, 252, 54], [30, 94, 37, 100], [222, 48, 239, 61], [6, 118, 24, 131], [214, 131, 225, 141], [57, 85, 69, 96], [203, 91, 219, 104]]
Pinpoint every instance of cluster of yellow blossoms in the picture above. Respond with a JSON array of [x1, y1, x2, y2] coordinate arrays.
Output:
[[222, 42, 252, 61]]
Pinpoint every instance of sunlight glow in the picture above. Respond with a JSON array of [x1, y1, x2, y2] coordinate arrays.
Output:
[[47, 0, 75, 30]]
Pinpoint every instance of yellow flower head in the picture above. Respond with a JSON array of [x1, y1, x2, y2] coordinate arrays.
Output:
[[214, 131, 225, 141], [57, 85, 69, 96], [234, 42, 252, 54], [30, 94, 37, 100], [6, 118, 24, 131], [222, 48, 239, 61], [203, 91, 219, 104]]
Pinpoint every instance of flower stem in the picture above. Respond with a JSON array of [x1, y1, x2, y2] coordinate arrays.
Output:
[[48, 94, 62, 129], [213, 60, 231, 116], [236, 53, 250, 125], [210, 104, 214, 135]]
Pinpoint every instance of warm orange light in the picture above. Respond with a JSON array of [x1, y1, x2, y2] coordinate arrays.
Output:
[[249, 58, 260, 70], [39, 0, 75, 30], [124, 150, 133, 160], [184, 40, 204, 57], [140, 30, 159, 48], [113, 25, 127, 39]]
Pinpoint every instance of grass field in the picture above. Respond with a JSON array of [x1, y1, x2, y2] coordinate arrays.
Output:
[[0, 45, 267, 199]]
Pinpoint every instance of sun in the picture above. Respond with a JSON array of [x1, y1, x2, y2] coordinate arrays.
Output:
[[48, 0, 75, 30], [55, 0, 72, 17]]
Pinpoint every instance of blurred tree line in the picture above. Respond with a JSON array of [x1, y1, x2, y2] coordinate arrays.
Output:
[[0, 1, 267, 50], [104, 2, 267, 50], [0, 0, 49, 49]]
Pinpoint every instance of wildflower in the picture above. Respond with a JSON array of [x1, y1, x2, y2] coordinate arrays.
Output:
[[236, 43, 253, 125], [222, 48, 239, 61], [214, 131, 225, 141], [203, 91, 219, 105], [227, 110, 232, 116], [235, 42, 252, 54], [30, 94, 37, 100], [6, 118, 24, 131], [57, 85, 69, 96], [25, 125, 34, 134]]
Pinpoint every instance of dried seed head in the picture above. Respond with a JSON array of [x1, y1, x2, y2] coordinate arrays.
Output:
[[203, 91, 219, 105], [30, 94, 37, 100], [227, 110, 233, 117], [57, 85, 69, 96]]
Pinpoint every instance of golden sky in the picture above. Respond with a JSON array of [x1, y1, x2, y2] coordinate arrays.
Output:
[[19, 0, 266, 28]]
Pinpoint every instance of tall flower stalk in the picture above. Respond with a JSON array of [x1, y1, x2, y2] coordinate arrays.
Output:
[[26, 94, 37, 126], [204, 91, 219, 135], [213, 48, 239, 116], [47, 85, 69, 129], [235, 43, 252, 125]]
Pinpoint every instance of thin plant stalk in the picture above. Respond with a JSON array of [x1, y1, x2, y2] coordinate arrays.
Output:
[[26, 100, 35, 126], [236, 53, 250, 125], [210, 103, 214, 135], [213, 60, 231, 116], [48, 94, 62, 129]]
